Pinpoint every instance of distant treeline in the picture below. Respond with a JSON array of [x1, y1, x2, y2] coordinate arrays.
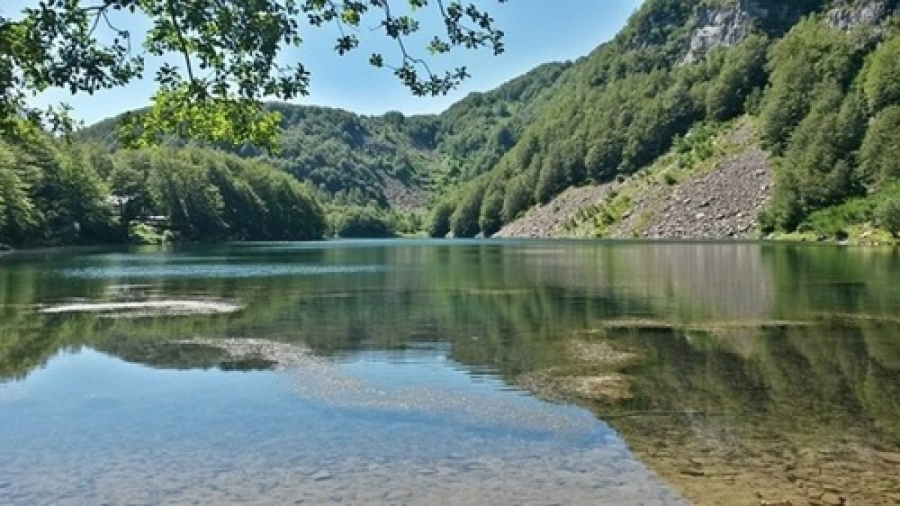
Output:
[[0, 132, 326, 248]]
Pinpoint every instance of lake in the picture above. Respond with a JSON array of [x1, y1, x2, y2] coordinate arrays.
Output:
[[1, 240, 899, 505]]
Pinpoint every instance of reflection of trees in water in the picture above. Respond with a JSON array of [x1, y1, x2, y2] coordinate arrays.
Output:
[[3, 244, 900, 435], [574, 320, 900, 506], [615, 243, 775, 321], [96, 340, 277, 372], [599, 322, 900, 442], [3, 243, 900, 503]]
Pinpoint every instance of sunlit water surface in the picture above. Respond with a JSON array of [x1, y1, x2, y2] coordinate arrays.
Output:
[[2, 239, 899, 505]]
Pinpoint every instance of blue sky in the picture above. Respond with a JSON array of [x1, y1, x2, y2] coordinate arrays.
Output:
[[7, 1, 643, 125]]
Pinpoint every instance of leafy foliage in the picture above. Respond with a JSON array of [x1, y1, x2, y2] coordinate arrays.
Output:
[[0, 134, 116, 246], [705, 35, 769, 122], [859, 106, 900, 186], [2, 0, 508, 147], [428, 1, 900, 239], [0, 129, 326, 247], [132, 147, 326, 241], [863, 36, 900, 112], [876, 198, 900, 237], [329, 204, 398, 238], [24, 0, 900, 243]]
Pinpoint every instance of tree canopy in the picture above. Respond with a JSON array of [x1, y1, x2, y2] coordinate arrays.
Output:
[[1, 0, 507, 148]]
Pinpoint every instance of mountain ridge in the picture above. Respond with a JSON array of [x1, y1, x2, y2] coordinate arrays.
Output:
[[75, 0, 900, 242]]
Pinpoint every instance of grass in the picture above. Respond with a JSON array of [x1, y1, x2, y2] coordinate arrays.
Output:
[[781, 182, 900, 244]]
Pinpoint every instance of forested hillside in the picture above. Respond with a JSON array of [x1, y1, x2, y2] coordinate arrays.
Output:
[[8, 0, 900, 246], [431, 0, 900, 240], [0, 132, 325, 248], [77, 61, 570, 209]]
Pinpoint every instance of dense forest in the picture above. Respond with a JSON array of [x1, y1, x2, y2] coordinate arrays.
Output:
[[0, 132, 325, 247], [4, 0, 900, 246]]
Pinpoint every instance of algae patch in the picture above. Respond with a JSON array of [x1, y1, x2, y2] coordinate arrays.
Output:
[[517, 338, 641, 403]]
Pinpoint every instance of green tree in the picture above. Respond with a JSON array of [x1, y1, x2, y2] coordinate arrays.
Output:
[[705, 35, 769, 121], [876, 198, 900, 237], [759, 19, 859, 153], [769, 83, 862, 229], [478, 188, 504, 237], [863, 37, 900, 112], [0, 140, 40, 245], [332, 205, 396, 238], [2, 0, 507, 148], [860, 106, 900, 186], [501, 175, 533, 223], [148, 156, 224, 241], [450, 183, 486, 238], [427, 199, 455, 238], [535, 153, 570, 204]]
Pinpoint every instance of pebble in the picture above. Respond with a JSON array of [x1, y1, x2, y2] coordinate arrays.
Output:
[[383, 488, 413, 501], [310, 470, 332, 482]]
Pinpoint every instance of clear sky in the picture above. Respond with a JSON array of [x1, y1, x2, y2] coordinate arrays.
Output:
[[7, 1, 644, 125]]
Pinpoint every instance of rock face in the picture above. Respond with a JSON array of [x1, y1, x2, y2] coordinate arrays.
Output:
[[612, 146, 772, 240], [826, 0, 899, 30], [679, 0, 892, 64], [682, 2, 755, 64]]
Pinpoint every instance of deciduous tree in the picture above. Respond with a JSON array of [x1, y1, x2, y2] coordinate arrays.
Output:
[[1, 0, 508, 148]]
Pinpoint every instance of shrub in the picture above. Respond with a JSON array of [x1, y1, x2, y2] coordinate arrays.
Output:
[[876, 198, 900, 237]]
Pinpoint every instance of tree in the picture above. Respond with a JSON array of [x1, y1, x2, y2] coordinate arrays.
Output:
[[0, 140, 40, 244], [478, 187, 503, 236], [863, 37, 900, 112], [876, 198, 900, 237], [427, 199, 454, 238], [705, 35, 769, 121], [332, 205, 397, 238], [501, 174, 532, 223], [1, 0, 508, 148], [449, 182, 485, 237], [859, 106, 900, 186], [759, 19, 859, 153]]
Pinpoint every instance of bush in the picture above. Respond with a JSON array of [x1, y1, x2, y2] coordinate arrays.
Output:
[[427, 200, 455, 238], [876, 198, 900, 237], [333, 206, 396, 238], [478, 189, 504, 237]]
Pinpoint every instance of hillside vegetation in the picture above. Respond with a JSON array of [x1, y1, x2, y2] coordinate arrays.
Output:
[[0, 132, 325, 247], [431, 0, 900, 242], [6, 0, 900, 245]]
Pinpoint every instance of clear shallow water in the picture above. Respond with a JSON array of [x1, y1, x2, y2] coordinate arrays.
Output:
[[0, 348, 679, 505], [2, 240, 900, 505]]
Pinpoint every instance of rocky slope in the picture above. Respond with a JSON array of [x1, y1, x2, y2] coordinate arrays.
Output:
[[493, 184, 614, 238], [495, 122, 774, 240], [610, 147, 771, 239]]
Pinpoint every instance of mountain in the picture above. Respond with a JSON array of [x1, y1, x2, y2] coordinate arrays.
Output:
[[76, 61, 571, 213], [431, 0, 900, 241], [75, 0, 900, 243]]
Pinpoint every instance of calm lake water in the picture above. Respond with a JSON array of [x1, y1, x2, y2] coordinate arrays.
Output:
[[1, 240, 899, 505]]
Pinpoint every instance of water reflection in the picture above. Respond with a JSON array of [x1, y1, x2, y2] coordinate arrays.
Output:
[[1, 241, 899, 504]]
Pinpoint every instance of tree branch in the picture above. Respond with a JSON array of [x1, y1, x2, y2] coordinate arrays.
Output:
[[165, 0, 195, 84]]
